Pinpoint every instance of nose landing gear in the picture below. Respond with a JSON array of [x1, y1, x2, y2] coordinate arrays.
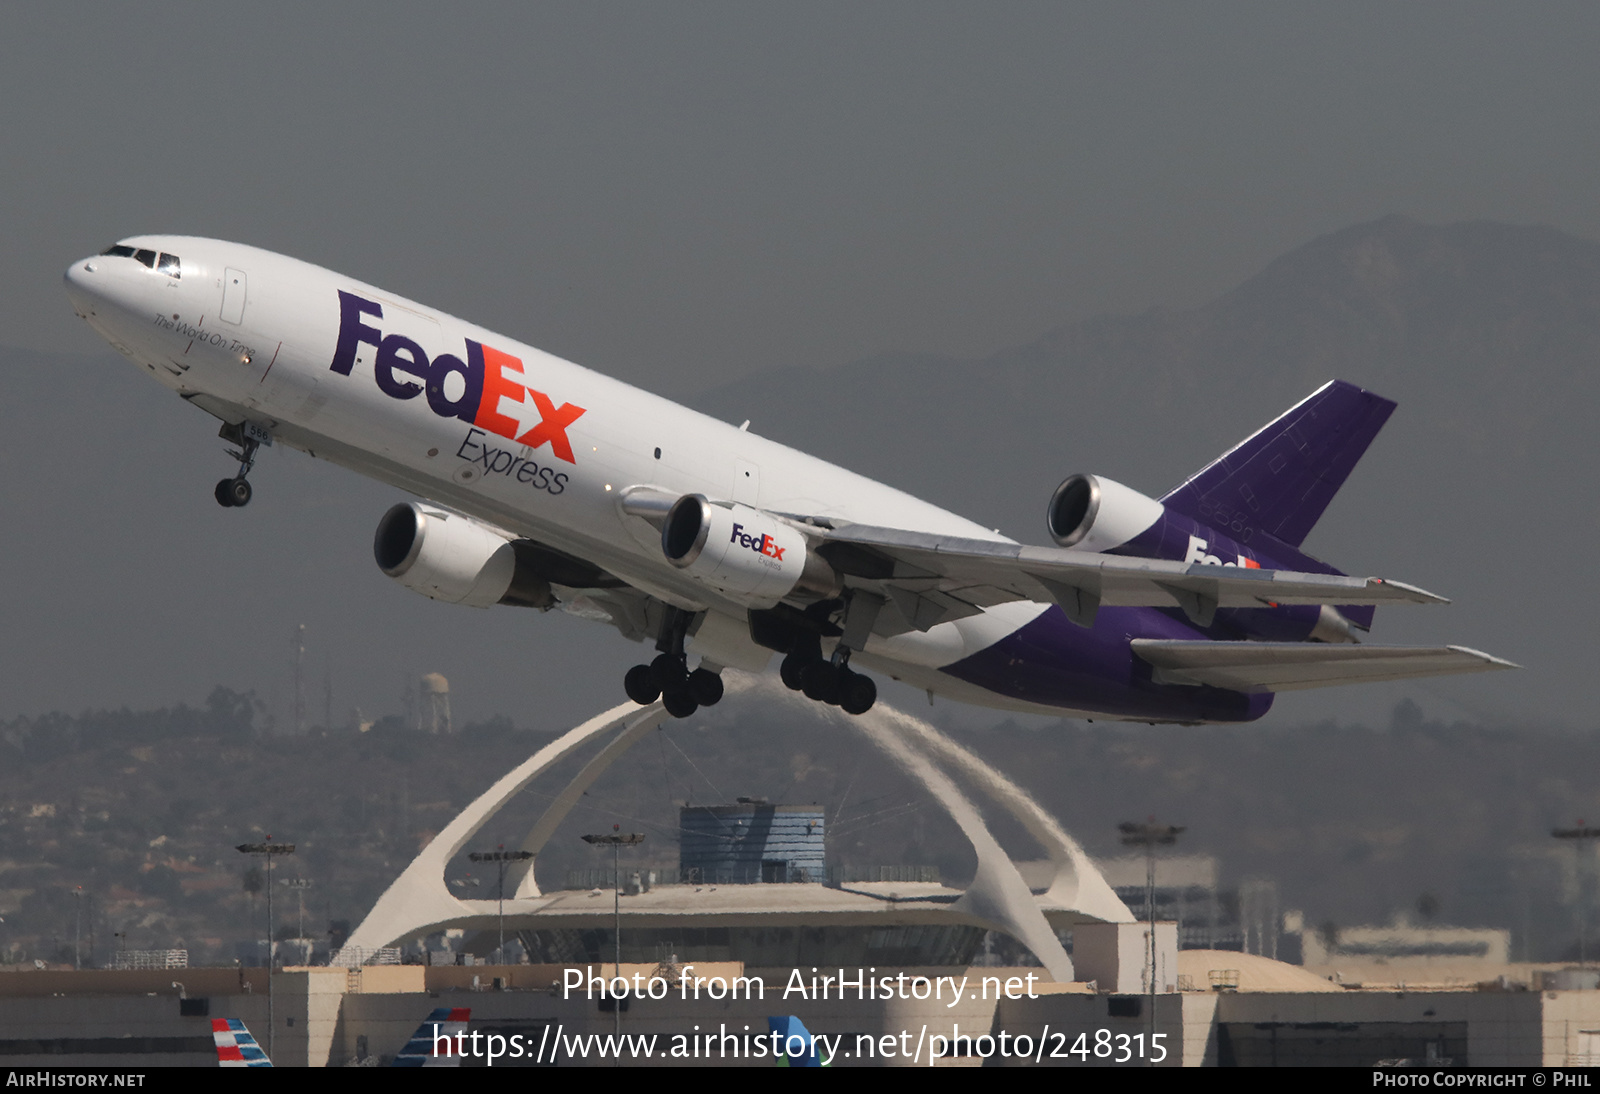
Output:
[[214, 476, 252, 507], [213, 421, 271, 508]]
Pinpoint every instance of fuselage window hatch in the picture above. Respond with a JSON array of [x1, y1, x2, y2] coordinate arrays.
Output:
[[157, 253, 182, 279], [134, 249, 157, 269]]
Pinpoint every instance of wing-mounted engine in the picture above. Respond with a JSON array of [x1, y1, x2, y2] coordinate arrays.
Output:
[[1046, 473, 1166, 552], [375, 503, 517, 606], [374, 502, 614, 609], [660, 494, 841, 608]]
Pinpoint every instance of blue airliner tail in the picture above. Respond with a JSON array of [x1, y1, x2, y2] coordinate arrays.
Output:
[[768, 1015, 825, 1067]]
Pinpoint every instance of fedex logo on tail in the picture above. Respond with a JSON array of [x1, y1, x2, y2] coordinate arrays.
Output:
[[331, 291, 586, 463], [731, 522, 786, 561], [1185, 535, 1261, 569]]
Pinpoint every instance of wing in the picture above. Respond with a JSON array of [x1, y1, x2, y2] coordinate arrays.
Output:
[[810, 523, 1447, 632], [1131, 640, 1517, 692]]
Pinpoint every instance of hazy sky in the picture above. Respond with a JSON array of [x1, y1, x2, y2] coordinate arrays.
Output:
[[4, 4, 1597, 730], [11, 4, 1600, 394]]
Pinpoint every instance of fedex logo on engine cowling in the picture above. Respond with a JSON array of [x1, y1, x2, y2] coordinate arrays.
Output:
[[1185, 535, 1261, 569], [330, 290, 586, 463], [730, 522, 786, 561]]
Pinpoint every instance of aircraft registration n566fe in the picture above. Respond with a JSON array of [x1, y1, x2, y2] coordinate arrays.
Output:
[[63, 237, 1514, 722]]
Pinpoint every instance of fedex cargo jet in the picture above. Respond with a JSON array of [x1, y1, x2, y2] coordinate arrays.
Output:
[[63, 238, 1513, 724]]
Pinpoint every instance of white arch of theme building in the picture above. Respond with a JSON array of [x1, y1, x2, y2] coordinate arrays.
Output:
[[341, 675, 1131, 983]]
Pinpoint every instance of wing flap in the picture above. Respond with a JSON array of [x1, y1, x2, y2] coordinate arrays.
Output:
[[1130, 640, 1518, 693]]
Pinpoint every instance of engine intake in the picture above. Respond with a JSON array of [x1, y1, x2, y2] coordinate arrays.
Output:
[[1046, 474, 1166, 552], [375, 503, 520, 607], [373, 502, 600, 609]]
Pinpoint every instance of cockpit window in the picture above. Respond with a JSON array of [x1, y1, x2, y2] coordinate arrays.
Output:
[[98, 244, 182, 277]]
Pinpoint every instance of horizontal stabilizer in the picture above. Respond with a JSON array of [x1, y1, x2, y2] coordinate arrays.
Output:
[[1131, 640, 1517, 693]]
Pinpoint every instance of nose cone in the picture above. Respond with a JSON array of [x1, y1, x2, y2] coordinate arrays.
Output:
[[63, 256, 102, 316]]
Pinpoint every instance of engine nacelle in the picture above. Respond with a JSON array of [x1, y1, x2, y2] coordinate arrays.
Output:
[[1046, 474, 1166, 552], [661, 495, 840, 607], [374, 503, 520, 608]]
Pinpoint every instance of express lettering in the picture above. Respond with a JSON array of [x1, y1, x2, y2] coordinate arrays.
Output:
[[729, 522, 786, 561], [456, 429, 567, 495], [331, 290, 585, 463]]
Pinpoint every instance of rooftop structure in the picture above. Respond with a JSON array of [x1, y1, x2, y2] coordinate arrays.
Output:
[[679, 800, 825, 885]]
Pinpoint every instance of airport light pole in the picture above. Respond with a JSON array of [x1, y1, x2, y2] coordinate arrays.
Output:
[[1120, 819, 1183, 1063], [582, 826, 645, 1049], [237, 839, 295, 1060], [1553, 823, 1600, 967], [468, 846, 533, 964]]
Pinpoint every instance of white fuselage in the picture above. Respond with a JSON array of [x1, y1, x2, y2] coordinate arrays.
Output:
[[64, 236, 1060, 710]]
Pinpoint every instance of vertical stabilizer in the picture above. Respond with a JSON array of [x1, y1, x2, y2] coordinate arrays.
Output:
[[393, 1006, 472, 1066], [768, 1015, 826, 1066], [213, 1019, 272, 1067], [1160, 380, 1396, 549]]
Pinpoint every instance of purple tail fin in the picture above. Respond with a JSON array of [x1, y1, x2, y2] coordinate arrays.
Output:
[[1160, 380, 1396, 550]]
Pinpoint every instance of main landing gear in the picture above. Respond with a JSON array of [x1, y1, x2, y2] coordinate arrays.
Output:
[[779, 590, 882, 716], [780, 641, 878, 715], [623, 594, 885, 719], [213, 422, 269, 508], [624, 606, 725, 719]]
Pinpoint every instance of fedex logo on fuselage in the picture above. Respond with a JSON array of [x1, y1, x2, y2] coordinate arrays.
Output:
[[731, 522, 786, 561], [330, 291, 586, 463], [1185, 535, 1261, 569]]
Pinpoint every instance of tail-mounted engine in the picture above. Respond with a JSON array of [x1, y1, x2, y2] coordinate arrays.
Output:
[[1046, 473, 1166, 552], [661, 494, 841, 608], [1044, 474, 1366, 642]]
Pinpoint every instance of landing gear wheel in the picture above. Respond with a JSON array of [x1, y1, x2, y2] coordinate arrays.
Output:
[[649, 653, 687, 691], [226, 478, 252, 507], [801, 661, 840, 705], [779, 655, 808, 691], [214, 478, 236, 507], [624, 664, 660, 705], [687, 668, 724, 707], [662, 686, 698, 719], [839, 670, 877, 715]]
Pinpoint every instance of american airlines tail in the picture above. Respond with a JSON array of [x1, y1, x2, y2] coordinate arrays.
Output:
[[212, 1019, 271, 1067], [394, 1006, 472, 1066]]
